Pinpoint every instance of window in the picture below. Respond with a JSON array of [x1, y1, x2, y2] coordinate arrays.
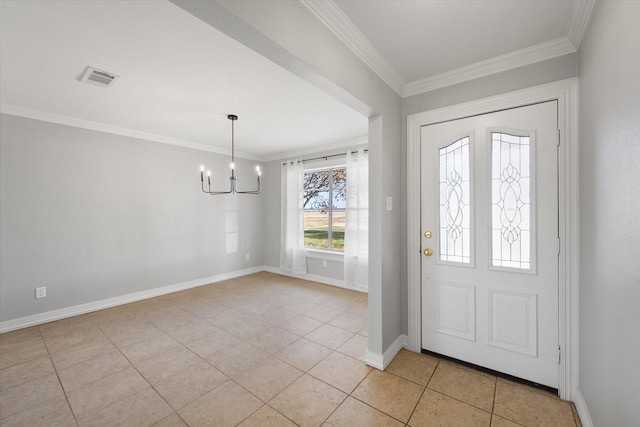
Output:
[[303, 167, 346, 251]]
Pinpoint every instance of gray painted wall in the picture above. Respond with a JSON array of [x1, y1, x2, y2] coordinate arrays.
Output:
[[0, 114, 264, 322], [578, 1, 640, 425]]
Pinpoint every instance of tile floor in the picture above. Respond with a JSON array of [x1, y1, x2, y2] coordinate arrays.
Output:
[[0, 272, 581, 426]]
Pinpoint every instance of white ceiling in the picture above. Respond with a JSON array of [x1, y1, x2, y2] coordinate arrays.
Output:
[[0, 0, 368, 160], [336, 0, 574, 81], [0, 0, 594, 159]]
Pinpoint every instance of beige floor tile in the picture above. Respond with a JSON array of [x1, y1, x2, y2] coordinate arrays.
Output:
[[178, 380, 262, 427], [58, 350, 131, 392], [351, 369, 424, 423], [155, 359, 228, 410], [428, 362, 496, 411], [152, 412, 188, 426], [199, 305, 239, 326], [491, 414, 524, 426], [270, 374, 347, 427], [163, 320, 221, 344], [207, 341, 270, 377], [303, 304, 345, 322], [279, 313, 325, 336], [0, 373, 64, 419], [38, 315, 96, 338], [279, 299, 318, 315], [305, 324, 355, 350], [135, 346, 201, 385], [237, 405, 297, 427], [184, 328, 242, 359], [117, 331, 181, 364], [0, 327, 41, 347], [0, 337, 49, 370], [309, 352, 371, 394], [77, 387, 172, 427], [49, 334, 116, 370], [275, 337, 332, 372], [323, 396, 405, 427], [409, 389, 491, 427], [177, 299, 226, 318], [258, 306, 300, 326], [100, 320, 165, 348], [493, 380, 576, 427], [329, 312, 368, 333], [385, 349, 439, 386], [41, 326, 106, 354], [347, 302, 368, 317], [214, 313, 273, 341], [249, 327, 299, 354], [235, 356, 303, 401], [66, 366, 148, 417], [0, 356, 54, 391], [0, 274, 577, 427], [337, 333, 368, 361], [0, 395, 74, 427]]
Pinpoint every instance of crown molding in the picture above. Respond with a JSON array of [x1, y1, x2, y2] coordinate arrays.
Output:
[[299, 0, 406, 96], [567, 0, 597, 49], [403, 37, 576, 97], [0, 104, 258, 161], [303, 0, 587, 99]]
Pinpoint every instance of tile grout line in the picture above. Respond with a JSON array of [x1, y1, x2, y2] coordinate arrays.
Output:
[[36, 324, 80, 427]]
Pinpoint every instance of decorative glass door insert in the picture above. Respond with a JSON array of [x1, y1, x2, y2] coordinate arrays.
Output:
[[439, 136, 471, 264]]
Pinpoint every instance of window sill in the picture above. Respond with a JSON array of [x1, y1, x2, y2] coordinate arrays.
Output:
[[305, 249, 344, 262]]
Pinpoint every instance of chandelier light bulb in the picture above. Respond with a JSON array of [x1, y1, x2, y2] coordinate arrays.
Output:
[[256, 166, 261, 175], [200, 165, 204, 172], [230, 162, 235, 170], [207, 170, 211, 177]]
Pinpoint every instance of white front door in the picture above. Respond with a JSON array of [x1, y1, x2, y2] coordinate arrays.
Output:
[[420, 101, 559, 388]]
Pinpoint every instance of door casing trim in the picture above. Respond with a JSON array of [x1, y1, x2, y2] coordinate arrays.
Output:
[[406, 78, 579, 400]]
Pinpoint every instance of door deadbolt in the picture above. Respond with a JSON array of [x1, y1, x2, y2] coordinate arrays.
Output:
[[424, 231, 433, 238]]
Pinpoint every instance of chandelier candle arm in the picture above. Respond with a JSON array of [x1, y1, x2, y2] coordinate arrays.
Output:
[[199, 114, 260, 195]]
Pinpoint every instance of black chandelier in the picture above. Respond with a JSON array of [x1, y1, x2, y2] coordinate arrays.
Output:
[[200, 114, 261, 195]]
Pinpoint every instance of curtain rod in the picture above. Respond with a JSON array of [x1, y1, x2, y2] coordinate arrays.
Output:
[[282, 149, 368, 166]]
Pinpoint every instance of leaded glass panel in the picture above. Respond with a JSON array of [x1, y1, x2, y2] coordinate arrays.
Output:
[[439, 137, 471, 263], [491, 132, 531, 269]]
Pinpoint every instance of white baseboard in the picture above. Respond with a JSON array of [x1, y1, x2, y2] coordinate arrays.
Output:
[[0, 266, 263, 333], [262, 265, 368, 294], [572, 386, 593, 427], [365, 334, 408, 370]]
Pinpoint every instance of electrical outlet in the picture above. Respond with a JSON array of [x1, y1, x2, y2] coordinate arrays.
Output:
[[245, 253, 250, 261], [35, 286, 46, 299]]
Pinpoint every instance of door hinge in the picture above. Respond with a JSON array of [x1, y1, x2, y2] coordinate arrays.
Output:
[[557, 129, 561, 147], [558, 346, 561, 364], [556, 238, 561, 255]]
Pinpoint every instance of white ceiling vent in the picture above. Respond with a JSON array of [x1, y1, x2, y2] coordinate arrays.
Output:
[[80, 66, 119, 88]]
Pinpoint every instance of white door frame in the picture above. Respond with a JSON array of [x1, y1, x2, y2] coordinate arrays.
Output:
[[407, 78, 579, 400]]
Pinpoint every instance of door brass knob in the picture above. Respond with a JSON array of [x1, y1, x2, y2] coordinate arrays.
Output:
[[423, 248, 433, 256]]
